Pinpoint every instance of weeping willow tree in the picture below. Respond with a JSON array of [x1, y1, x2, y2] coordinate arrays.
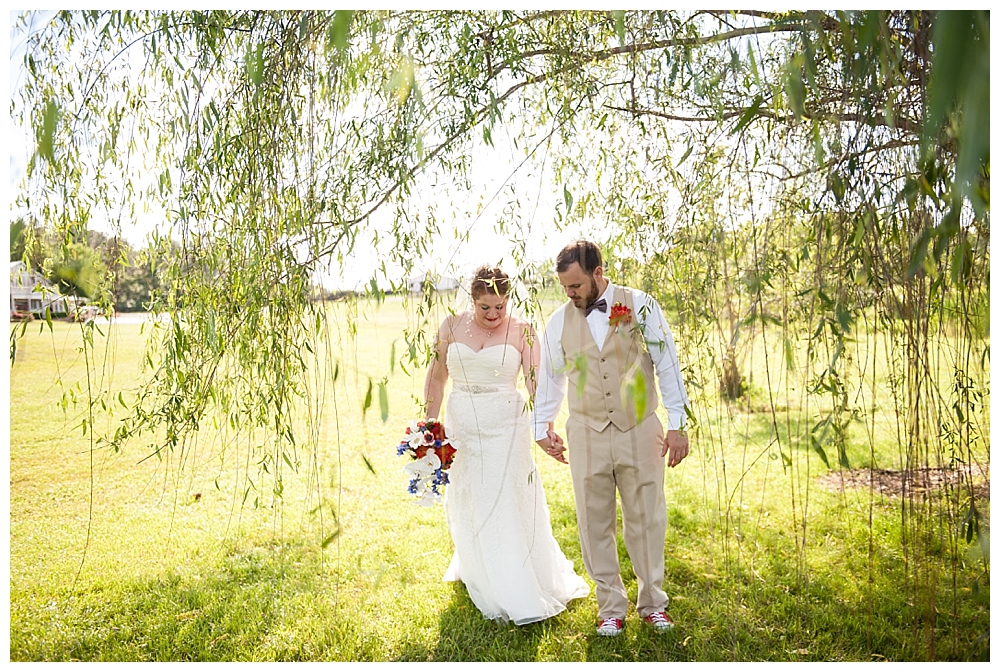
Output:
[[12, 9, 988, 658], [557, 11, 989, 658], [524, 11, 990, 657]]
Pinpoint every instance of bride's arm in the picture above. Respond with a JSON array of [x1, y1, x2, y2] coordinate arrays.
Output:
[[520, 320, 542, 400], [424, 316, 452, 420]]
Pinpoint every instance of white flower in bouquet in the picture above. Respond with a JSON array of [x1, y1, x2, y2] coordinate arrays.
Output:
[[404, 450, 441, 479], [394, 418, 454, 505]]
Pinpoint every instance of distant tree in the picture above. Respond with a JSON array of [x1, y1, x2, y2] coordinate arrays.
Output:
[[10, 220, 26, 260], [45, 241, 107, 301], [111, 242, 173, 312], [11, 219, 116, 302], [112, 253, 152, 311], [9, 219, 46, 268]]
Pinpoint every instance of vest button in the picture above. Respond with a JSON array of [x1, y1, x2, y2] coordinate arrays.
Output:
[[605, 392, 611, 397]]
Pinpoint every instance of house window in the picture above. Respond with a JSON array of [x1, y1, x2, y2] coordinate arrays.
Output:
[[14, 299, 30, 311], [30, 299, 42, 311]]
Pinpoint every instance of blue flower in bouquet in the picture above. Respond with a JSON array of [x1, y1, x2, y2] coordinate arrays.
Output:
[[396, 418, 455, 505]]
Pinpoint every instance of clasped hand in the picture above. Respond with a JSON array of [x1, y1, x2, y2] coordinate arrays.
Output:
[[536, 429, 568, 464], [538, 428, 689, 468]]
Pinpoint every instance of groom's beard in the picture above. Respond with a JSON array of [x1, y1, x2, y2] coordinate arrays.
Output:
[[571, 277, 600, 310]]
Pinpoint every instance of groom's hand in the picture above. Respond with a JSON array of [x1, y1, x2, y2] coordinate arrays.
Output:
[[537, 431, 568, 464], [663, 429, 689, 467]]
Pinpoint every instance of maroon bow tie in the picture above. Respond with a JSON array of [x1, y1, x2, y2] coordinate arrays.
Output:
[[585, 298, 607, 317]]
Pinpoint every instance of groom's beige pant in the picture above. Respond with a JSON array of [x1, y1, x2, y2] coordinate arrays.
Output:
[[566, 412, 668, 620]]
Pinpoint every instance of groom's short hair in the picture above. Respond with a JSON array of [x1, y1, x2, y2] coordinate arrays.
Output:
[[556, 240, 603, 275]]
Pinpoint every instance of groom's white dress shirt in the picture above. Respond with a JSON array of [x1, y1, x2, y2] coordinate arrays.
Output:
[[532, 281, 689, 441]]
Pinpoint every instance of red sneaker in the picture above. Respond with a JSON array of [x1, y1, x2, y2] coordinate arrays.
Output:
[[596, 617, 625, 637], [643, 611, 675, 631]]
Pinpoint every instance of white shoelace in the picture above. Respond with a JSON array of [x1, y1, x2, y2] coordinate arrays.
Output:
[[646, 612, 673, 628], [597, 618, 623, 634]]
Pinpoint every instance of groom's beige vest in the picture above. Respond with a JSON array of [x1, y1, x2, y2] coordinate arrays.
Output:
[[561, 286, 659, 433]]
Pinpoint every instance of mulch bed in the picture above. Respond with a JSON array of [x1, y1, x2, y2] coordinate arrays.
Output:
[[817, 464, 990, 502]]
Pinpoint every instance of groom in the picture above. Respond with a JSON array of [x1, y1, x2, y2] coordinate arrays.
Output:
[[534, 240, 690, 637]]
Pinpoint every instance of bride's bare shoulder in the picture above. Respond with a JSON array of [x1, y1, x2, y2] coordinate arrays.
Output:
[[442, 311, 469, 326], [508, 315, 537, 336], [436, 312, 466, 339]]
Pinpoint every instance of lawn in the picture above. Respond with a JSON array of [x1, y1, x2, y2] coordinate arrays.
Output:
[[7, 296, 990, 661]]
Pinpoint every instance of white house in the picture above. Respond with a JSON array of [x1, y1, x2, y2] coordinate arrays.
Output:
[[407, 272, 460, 294], [9, 261, 78, 317]]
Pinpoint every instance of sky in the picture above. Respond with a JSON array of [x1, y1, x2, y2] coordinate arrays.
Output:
[[7, 11, 50, 201], [316, 127, 608, 291], [6, 10, 610, 292]]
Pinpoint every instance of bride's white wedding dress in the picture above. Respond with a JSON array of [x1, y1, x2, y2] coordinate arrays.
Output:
[[442, 341, 589, 625]]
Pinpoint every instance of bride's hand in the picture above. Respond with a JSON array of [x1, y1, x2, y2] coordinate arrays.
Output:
[[538, 431, 568, 464]]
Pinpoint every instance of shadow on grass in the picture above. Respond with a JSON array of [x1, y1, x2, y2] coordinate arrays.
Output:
[[10, 534, 471, 662], [391, 537, 693, 662], [660, 527, 991, 662], [396, 582, 551, 661], [10, 539, 338, 661], [11, 527, 988, 661]]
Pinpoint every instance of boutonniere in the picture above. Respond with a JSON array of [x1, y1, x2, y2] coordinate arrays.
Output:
[[609, 302, 632, 328]]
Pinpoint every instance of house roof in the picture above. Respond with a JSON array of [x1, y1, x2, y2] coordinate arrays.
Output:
[[10, 261, 55, 291], [408, 272, 458, 285]]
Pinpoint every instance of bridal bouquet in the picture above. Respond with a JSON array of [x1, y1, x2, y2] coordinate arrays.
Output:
[[395, 419, 456, 506]]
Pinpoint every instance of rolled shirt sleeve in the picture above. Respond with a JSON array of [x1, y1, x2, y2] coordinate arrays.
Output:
[[532, 305, 568, 442]]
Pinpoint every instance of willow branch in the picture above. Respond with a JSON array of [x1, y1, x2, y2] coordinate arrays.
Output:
[[508, 21, 805, 66], [778, 138, 920, 182], [306, 69, 552, 264], [606, 103, 922, 137]]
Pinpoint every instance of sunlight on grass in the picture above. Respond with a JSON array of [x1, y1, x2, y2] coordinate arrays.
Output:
[[8, 298, 990, 661]]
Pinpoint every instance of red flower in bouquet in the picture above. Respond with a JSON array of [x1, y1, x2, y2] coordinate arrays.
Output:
[[410, 420, 456, 470], [396, 418, 456, 505], [609, 302, 633, 327]]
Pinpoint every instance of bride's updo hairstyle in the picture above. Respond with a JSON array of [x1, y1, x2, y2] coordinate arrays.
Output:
[[470, 266, 510, 299]]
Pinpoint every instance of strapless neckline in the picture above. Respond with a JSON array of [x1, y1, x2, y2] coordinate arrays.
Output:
[[450, 342, 519, 355]]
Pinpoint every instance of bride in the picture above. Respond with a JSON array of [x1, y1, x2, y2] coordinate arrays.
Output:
[[423, 265, 589, 625]]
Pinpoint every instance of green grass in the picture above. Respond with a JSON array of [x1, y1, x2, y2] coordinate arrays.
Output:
[[8, 298, 990, 661]]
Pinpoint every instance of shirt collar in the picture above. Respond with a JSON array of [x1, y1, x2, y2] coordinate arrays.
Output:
[[583, 280, 616, 318], [598, 280, 616, 306]]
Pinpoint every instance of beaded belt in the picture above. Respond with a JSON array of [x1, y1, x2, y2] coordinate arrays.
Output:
[[453, 382, 499, 394]]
